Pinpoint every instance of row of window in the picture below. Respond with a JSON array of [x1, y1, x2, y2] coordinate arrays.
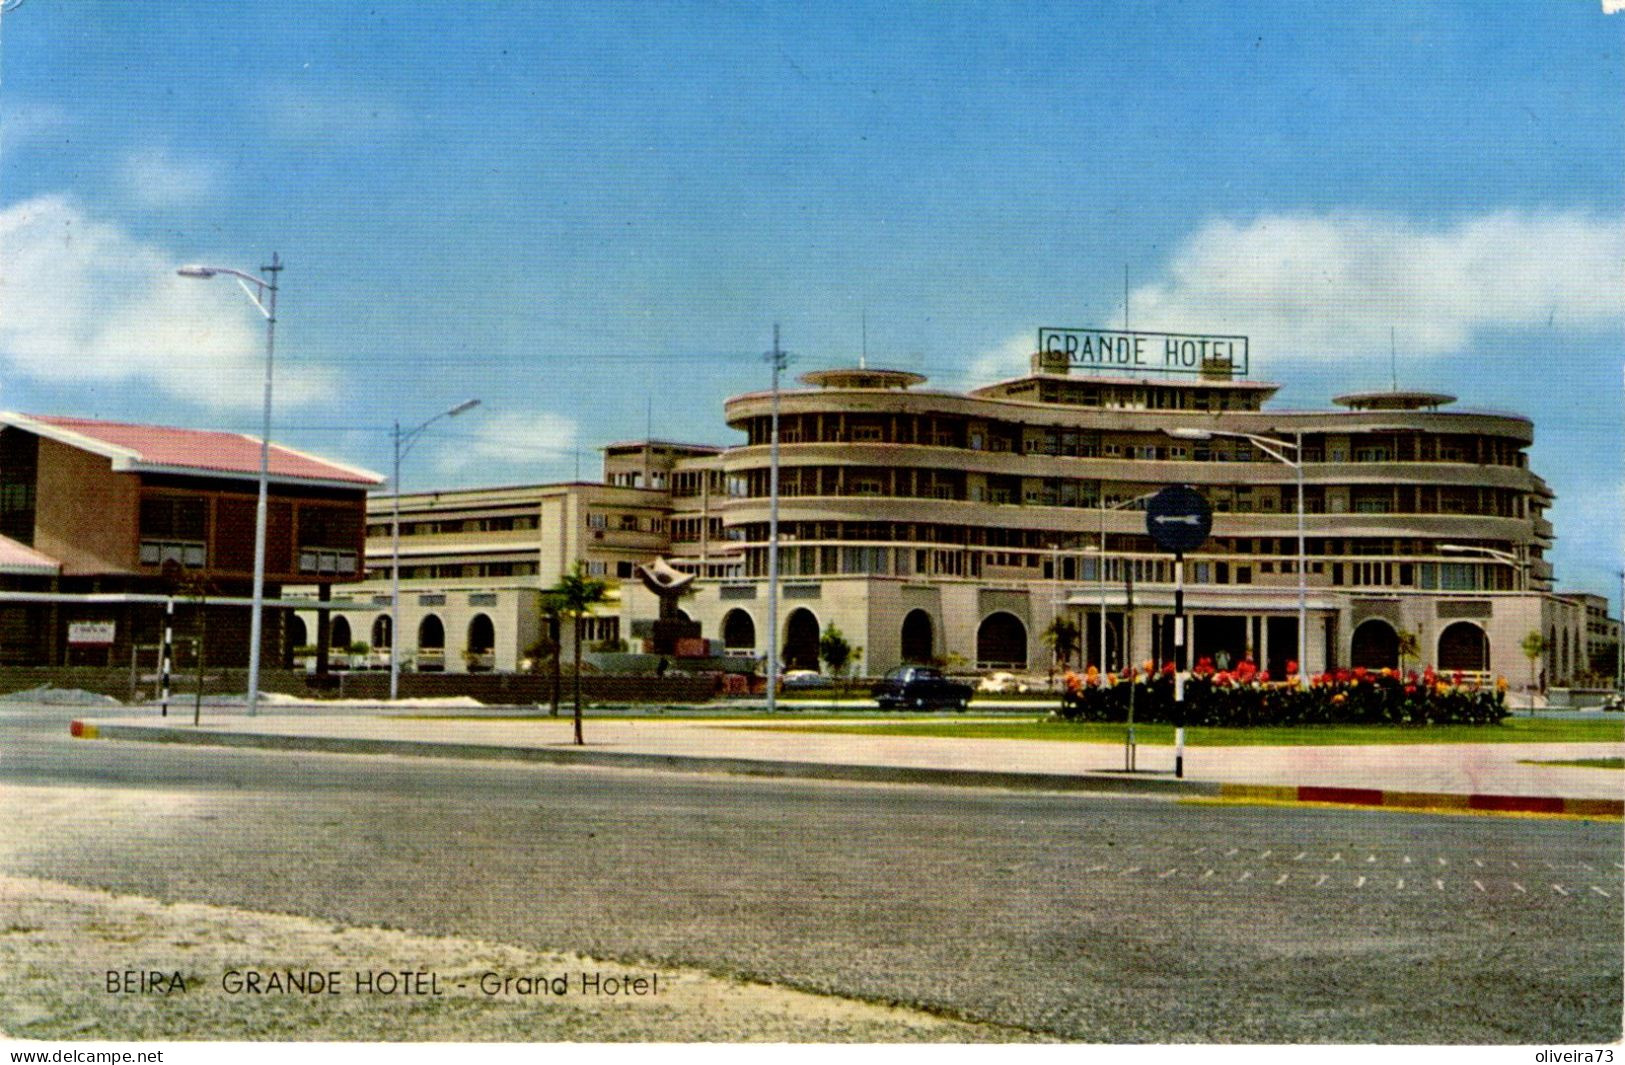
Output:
[[365, 514, 541, 538], [586, 512, 665, 533]]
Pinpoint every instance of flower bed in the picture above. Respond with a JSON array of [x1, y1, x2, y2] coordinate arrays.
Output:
[[1058, 660, 1509, 727]]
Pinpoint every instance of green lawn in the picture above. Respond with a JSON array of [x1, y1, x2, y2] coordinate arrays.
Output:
[[1519, 757, 1624, 770], [735, 717, 1625, 747]]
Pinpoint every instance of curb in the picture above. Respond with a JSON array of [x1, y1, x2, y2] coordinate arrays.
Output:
[[1217, 782, 1622, 819], [70, 721, 1219, 798]]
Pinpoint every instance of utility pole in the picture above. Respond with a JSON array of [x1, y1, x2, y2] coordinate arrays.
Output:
[[765, 326, 788, 711]]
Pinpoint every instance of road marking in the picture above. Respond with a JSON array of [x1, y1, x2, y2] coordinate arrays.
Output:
[[1192, 846, 1206, 855], [1330, 852, 1343, 862], [1473, 859, 1484, 868], [1275, 874, 1289, 885], [1552, 885, 1569, 897], [1578, 862, 1594, 872], [1614, 862, 1623, 870], [1313, 875, 1328, 888], [1086, 864, 1110, 873], [1436, 857, 1448, 866], [1200, 869, 1215, 880], [1355, 876, 1366, 889], [1121, 866, 1142, 876], [1224, 848, 1238, 857], [1237, 871, 1252, 883], [1510, 860, 1520, 869], [1512, 882, 1526, 894], [1434, 879, 1445, 891], [1472, 880, 1486, 893], [1590, 886, 1611, 898], [1292, 852, 1307, 861], [1402, 855, 1412, 864], [1544, 861, 1557, 871], [1365, 854, 1377, 863], [1158, 868, 1179, 879], [1259, 850, 1272, 859], [1395, 879, 1404, 890]]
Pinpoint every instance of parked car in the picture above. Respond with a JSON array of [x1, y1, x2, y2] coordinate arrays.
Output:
[[872, 666, 974, 710], [978, 671, 1031, 693], [1601, 692, 1624, 713], [780, 669, 834, 690]]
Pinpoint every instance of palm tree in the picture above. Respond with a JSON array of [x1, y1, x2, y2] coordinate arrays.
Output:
[[1041, 616, 1081, 687], [548, 561, 608, 745]]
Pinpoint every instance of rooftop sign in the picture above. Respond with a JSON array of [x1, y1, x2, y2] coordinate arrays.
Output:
[[1037, 328, 1249, 377]]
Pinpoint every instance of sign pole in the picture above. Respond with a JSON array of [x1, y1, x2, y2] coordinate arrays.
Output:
[[160, 597, 173, 718], [1174, 549, 1185, 779]]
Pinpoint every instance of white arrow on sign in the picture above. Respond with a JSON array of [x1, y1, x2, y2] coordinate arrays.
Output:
[[1153, 514, 1203, 525]]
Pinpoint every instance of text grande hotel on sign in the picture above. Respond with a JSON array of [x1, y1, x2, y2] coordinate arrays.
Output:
[[1038, 328, 1250, 375]]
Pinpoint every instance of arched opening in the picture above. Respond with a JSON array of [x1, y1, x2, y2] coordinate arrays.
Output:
[[721, 609, 756, 653], [418, 614, 445, 672], [977, 611, 1027, 670], [466, 614, 495, 672], [1350, 618, 1399, 670], [330, 616, 352, 651], [287, 615, 308, 650], [782, 608, 821, 671], [371, 615, 392, 650], [900, 609, 934, 664], [1437, 621, 1489, 673]]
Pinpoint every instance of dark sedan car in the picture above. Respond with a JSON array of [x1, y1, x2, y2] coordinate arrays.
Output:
[[871, 666, 974, 710]]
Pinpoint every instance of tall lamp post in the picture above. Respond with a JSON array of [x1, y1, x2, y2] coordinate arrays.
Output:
[[390, 399, 481, 701], [1168, 427, 1307, 688], [178, 255, 282, 717]]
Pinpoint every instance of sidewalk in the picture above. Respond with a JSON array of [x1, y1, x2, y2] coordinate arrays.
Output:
[[70, 709, 1625, 816]]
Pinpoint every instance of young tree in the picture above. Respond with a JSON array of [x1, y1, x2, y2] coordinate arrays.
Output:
[[819, 622, 852, 697], [548, 562, 607, 744], [1041, 616, 1081, 688], [1520, 630, 1547, 710], [1396, 628, 1420, 674]]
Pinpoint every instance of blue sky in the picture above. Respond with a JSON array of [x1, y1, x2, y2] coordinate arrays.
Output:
[[0, 1, 1621, 604]]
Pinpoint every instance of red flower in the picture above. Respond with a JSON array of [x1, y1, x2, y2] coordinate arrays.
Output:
[[1162, 661, 1176, 676], [1258, 670, 1271, 684], [1285, 659, 1299, 676]]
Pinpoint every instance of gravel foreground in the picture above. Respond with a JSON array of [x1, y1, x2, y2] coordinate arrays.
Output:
[[0, 875, 1013, 1042]]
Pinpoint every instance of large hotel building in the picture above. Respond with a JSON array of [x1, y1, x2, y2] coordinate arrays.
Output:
[[314, 342, 1601, 689]]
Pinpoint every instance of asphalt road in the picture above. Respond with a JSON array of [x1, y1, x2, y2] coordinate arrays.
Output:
[[2, 702, 1620, 1042]]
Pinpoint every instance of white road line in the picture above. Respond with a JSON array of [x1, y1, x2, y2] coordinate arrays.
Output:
[[1365, 854, 1377, 863], [1237, 871, 1252, 883], [1473, 859, 1484, 868], [1473, 880, 1486, 893], [1199, 869, 1215, 880], [1510, 860, 1520, 869], [1224, 848, 1238, 858], [1436, 857, 1448, 866], [1544, 861, 1557, 871], [1314, 874, 1328, 887], [1579, 862, 1594, 872], [1552, 885, 1569, 897], [1614, 862, 1623, 871], [1086, 865, 1110, 873], [1434, 879, 1445, 891], [1259, 850, 1272, 859], [1330, 852, 1343, 862], [1512, 882, 1526, 894], [1275, 874, 1289, 885], [1402, 855, 1412, 864], [1293, 852, 1307, 861], [1122, 866, 1142, 876], [1396, 879, 1404, 890], [1590, 886, 1611, 898], [1158, 868, 1179, 879], [1192, 846, 1206, 855], [1355, 876, 1366, 889]]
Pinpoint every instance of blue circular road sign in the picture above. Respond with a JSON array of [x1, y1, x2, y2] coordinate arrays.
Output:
[[1145, 485, 1212, 554]]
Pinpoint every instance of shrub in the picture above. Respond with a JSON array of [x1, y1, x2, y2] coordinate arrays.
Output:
[[1058, 661, 1508, 727]]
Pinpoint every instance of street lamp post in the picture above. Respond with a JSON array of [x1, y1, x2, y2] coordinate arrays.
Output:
[[390, 400, 481, 701], [177, 256, 282, 717], [1168, 427, 1307, 688]]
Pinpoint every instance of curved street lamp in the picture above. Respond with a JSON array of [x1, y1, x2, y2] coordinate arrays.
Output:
[[390, 399, 481, 700], [1167, 426, 1308, 689], [177, 255, 281, 717]]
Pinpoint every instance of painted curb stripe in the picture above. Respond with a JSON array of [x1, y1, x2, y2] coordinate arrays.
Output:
[[68, 720, 97, 739]]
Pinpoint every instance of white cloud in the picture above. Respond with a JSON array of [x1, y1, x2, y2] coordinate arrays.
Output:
[[428, 410, 580, 480], [261, 83, 403, 147], [118, 147, 219, 209], [961, 331, 1036, 390], [1, 101, 72, 149], [0, 195, 339, 411], [1129, 210, 1625, 362]]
